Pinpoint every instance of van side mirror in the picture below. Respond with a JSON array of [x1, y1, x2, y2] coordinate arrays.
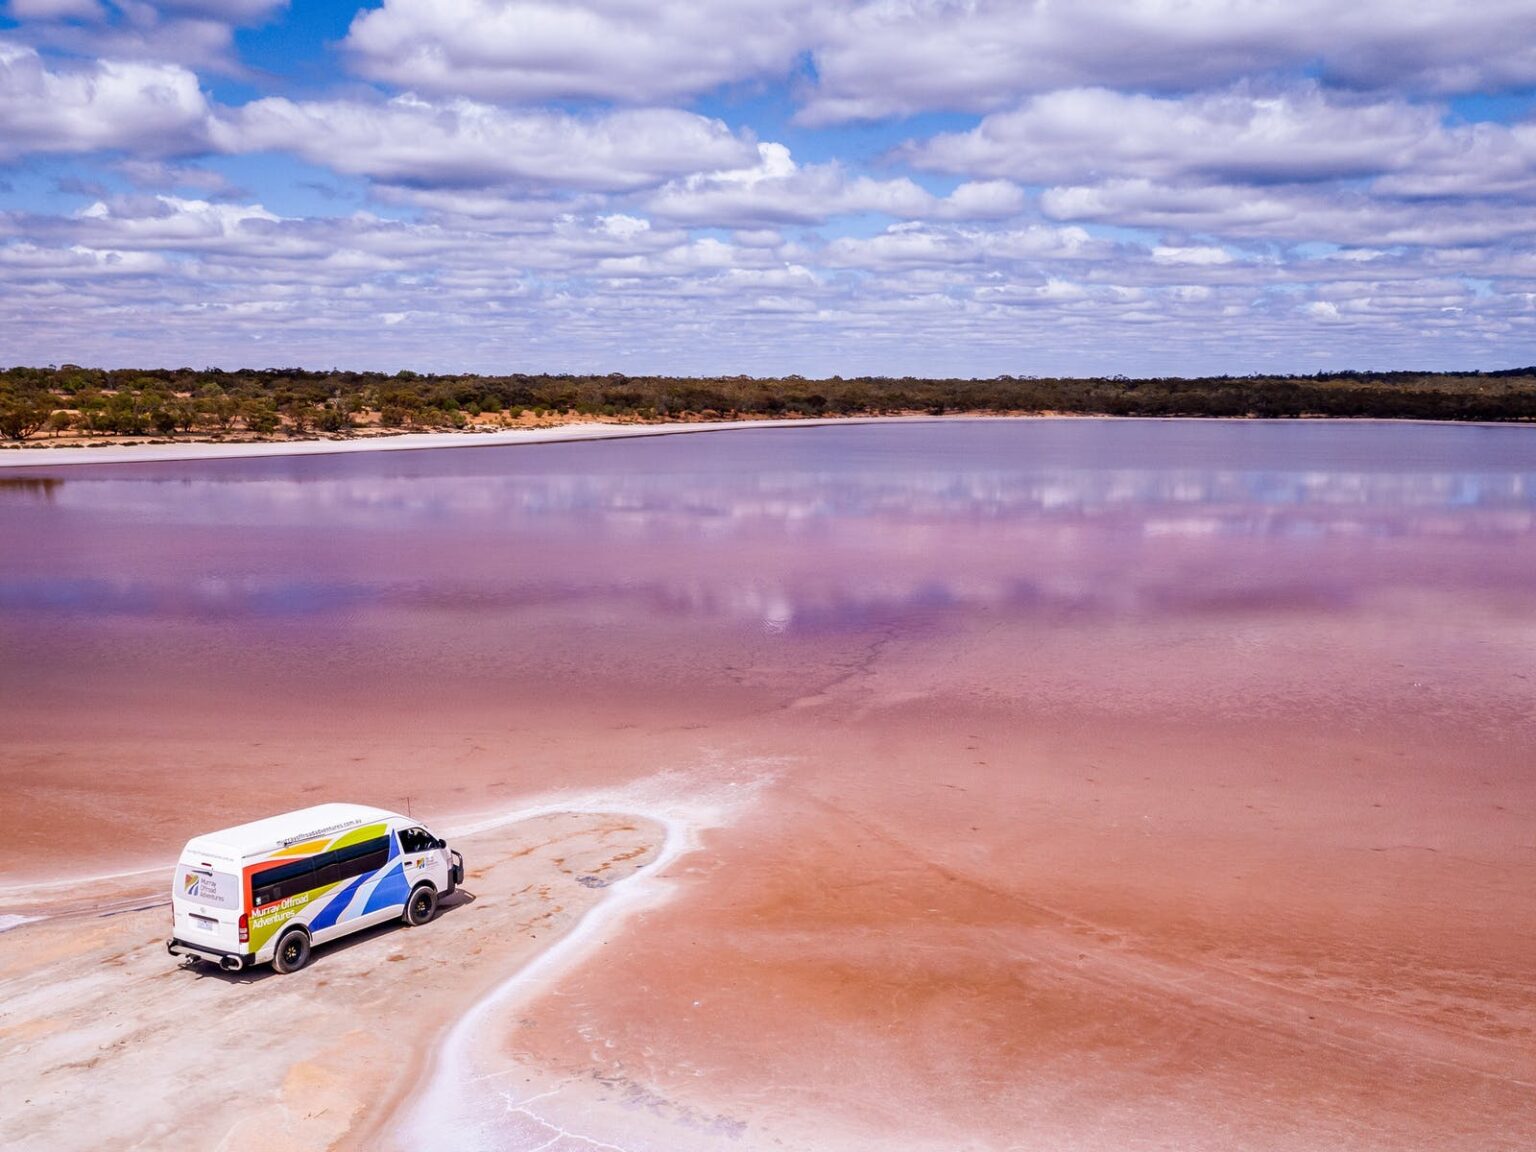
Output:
[[434, 838, 447, 850]]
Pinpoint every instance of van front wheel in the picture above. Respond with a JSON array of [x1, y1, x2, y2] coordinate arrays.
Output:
[[405, 884, 438, 926], [272, 929, 311, 974]]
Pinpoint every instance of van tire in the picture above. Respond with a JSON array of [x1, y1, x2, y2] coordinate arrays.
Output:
[[404, 884, 438, 926], [272, 929, 311, 974]]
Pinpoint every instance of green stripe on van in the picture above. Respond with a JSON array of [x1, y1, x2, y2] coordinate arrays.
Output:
[[329, 822, 388, 851], [248, 882, 341, 952]]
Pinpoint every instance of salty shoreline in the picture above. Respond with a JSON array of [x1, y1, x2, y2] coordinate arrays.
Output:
[[1, 412, 1531, 469], [381, 770, 768, 1152], [0, 790, 706, 1152], [0, 755, 773, 1152], [0, 416, 931, 468]]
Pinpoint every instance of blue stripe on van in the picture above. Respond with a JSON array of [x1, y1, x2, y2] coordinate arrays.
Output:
[[363, 858, 410, 914], [307, 869, 373, 933]]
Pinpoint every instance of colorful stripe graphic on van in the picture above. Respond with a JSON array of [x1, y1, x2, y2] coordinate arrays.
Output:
[[361, 857, 410, 915], [248, 882, 341, 950], [242, 822, 398, 953]]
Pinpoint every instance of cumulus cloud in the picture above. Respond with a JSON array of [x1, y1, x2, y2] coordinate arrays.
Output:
[[1039, 177, 1536, 248], [802, 0, 1536, 123], [3, 192, 1525, 375], [344, 0, 814, 103], [214, 94, 755, 193], [0, 239, 165, 275], [906, 86, 1451, 185], [645, 142, 1025, 226], [335, 1, 1536, 129], [8, 0, 108, 19], [4, 0, 1536, 375], [8, 0, 286, 23], [73, 196, 283, 253], [0, 40, 212, 159], [1153, 246, 1234, 266], [3, 2, 285, 71], [897, 83, 1536, 249], [821, 222, 1102, 270]]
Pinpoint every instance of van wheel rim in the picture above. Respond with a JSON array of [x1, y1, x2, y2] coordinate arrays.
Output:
[[412, 893, 430, 917], [282, 940, 301, 964]]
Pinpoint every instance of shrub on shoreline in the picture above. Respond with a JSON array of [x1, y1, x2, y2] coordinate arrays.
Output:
[[2, 364, 1534, 441]]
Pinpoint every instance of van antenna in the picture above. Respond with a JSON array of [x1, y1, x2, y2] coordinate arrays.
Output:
[[406, 795, 413, 816]]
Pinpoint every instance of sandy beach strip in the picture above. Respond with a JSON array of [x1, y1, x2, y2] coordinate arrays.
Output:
[[0, 416, 941, 469], [4, 412, 1529, 470]]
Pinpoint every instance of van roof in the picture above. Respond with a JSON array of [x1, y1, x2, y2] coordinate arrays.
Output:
[[182, 803, 402, 860]]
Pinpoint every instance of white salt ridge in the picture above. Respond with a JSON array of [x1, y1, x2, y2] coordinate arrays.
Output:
[[398, 759, 779, 1152], [0, 914, 39, 932], [0, 864, 163, 897], [0, 416, 942, 470]]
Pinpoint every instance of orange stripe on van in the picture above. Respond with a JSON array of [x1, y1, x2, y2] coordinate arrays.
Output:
[[270, 837, 328, 857]]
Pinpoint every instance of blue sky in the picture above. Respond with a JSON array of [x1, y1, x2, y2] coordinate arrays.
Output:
[[3, 1, 1536, 377]]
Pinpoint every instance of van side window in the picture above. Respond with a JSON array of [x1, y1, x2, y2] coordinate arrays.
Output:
[[252, 835, 390, 906], [316, 836, 390, 887], [398, 827, 434, 854], [251, 858, 318, 906]]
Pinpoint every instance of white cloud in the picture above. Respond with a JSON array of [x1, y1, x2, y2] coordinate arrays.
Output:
[[344, 0, 815, 103], [907, 86, 1450, 186], [215, 95, 755, 193], [73, 195, 282, 253], [802, 0, 1536, 123], [822, 222, 1101, 270], [4, 194, 1528, 376], [335, 0, 1536, 118], [0, 239, 165, 275], [1040, 177, 1536, 248], [8, 0, 107, 19], [1153, 246, 1234, 266], [4, 2, 285, 69], [5, 2, 1536, 375], [644, 142, 1025, 227], [0, 40, 211, 159], [942, 179, 1027, 219], [8, 0, 286, 22]]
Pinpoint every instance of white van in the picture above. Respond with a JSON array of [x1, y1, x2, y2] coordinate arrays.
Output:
[[166, 803, 464, 974]]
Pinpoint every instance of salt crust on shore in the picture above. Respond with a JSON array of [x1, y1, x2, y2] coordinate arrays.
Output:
[[6, 413, 1521, 470], [390, 762, 778, 1152], [0, 761, 774, 1152], [0, 417, 924, 469]]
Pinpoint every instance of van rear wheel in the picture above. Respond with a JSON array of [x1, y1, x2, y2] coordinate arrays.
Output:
[[404, 884, 438, 926], [272, 929, 311, 974]]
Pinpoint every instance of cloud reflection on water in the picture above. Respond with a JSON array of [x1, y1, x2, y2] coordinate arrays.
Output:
[[4, 425, 1534, 636]]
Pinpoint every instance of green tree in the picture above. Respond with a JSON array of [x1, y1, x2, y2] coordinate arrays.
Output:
[[240, 399, 278, 435], [0, 396, 53, 441]]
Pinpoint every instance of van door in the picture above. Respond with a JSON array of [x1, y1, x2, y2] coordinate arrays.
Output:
[[396, 825, 450, 892], [173, 860, 245, 955]]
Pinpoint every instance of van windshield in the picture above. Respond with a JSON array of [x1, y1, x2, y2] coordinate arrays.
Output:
[[179, 866, 241, 910]]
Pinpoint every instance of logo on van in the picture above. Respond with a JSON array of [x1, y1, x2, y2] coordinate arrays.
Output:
[[183, 872, 202, 897]]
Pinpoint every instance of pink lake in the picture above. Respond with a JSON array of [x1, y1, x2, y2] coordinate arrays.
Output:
[[3, 419, 1534, 1150]]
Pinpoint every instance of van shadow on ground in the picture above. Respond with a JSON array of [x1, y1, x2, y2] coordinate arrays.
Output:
[[180, 888, 478, 985]]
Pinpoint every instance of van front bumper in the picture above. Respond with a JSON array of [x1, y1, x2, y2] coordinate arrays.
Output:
[[167, 937, 248, 971]]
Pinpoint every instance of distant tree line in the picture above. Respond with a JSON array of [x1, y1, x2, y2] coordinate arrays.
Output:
[[2, 364, 1535, 441]]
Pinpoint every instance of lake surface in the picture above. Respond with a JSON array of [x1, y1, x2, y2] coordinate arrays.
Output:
[[4, 419, 1534, 1151], [5, 420, 1534, 703]]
